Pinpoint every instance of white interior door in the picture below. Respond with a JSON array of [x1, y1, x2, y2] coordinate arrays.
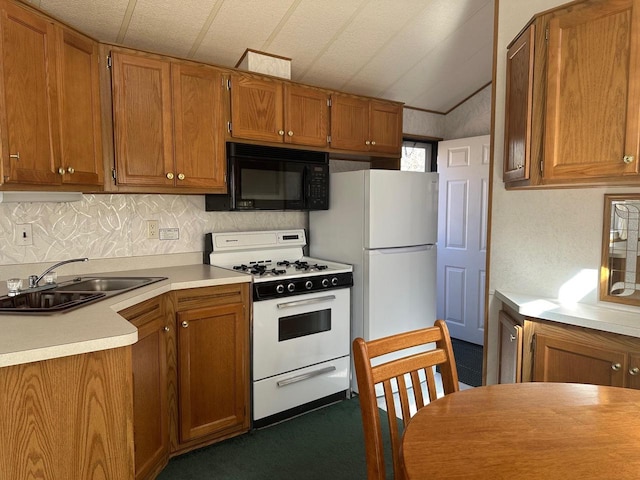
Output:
[[436, 135, 490, 345]]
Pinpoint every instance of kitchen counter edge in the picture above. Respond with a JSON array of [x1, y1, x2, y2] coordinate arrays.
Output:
[[495, 290, 640, 339], [0, 264, 251, 368]]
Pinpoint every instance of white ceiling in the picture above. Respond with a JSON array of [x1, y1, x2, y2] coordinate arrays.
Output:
[[25, 0, 494, 113]]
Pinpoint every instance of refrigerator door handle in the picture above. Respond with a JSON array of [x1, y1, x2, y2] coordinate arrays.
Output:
[[366, 244, 436, 254]]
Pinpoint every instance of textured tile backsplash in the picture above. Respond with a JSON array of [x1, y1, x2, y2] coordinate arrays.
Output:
[[0, 194, 306, 266]]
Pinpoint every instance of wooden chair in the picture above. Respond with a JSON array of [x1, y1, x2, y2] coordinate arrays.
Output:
[[352, 319, 460, 480]]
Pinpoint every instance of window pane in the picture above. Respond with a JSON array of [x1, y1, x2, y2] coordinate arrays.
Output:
[[401, 140, 434, 172]]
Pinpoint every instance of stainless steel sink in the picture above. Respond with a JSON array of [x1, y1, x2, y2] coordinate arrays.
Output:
[[0, 276, 167, 314], [0, 290, 106, 313], [54, 276, 165, 292]]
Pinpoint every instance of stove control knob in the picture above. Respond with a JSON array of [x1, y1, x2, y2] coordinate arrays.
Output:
[[287, 282, 296, 292], [331, 277, 339, 286], [276, 284, 285, 294], [305, 280, 313, 290], [322, 278, 330, 287]]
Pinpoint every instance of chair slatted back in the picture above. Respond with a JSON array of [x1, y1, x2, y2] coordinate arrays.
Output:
[[353, 319, 460, 480]]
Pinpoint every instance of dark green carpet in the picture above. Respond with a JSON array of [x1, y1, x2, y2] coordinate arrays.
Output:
[[157, 396, 397, 480], [451, 338, 483, 387]]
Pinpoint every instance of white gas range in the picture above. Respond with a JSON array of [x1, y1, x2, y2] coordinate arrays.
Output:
[[204, 229, 353, 427]]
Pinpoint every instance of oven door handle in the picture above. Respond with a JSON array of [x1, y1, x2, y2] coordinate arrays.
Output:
[[276, 294, 336, 309], [277, 366, 337, 387]]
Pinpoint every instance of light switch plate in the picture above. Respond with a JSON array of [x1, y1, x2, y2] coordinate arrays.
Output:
[[16, 224, 33, 246]]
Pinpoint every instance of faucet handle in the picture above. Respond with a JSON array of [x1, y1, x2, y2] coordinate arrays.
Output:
[[44, 271, 57, 284], [6, 278, 22, 296], [28, 275, 38, 288]]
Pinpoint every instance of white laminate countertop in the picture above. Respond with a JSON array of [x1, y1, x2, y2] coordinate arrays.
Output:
[[0, 264, 251, 368], [495, 290, 640, 339]]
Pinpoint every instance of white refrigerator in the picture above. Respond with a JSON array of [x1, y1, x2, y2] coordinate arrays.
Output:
[[309, 170, 438, 392]]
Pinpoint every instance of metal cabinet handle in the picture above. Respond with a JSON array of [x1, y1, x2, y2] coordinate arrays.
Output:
[[9, 152, 19, 160], [287, 130, 294, 136], [516, 164, 523, 169], [629, 367, 640, 376], [277, 366, 336, 387], [277, 295, 336, 309], [58, 167, 65, 175], [623, 155, 635, 164], [163, 326, 170, 332], [612, 363, 622, 371], [177, 173, 185, 180], [181, 321, 189, 328], [509, 334, 516, 342], [278, 130, 285, 136], [365, 140, 371, 145], [166, 172, 174, 180], [67, 166, 75, 174], [371, 141, 376, 145]]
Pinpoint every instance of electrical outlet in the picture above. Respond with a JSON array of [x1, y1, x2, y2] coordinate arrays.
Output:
[[147, 220, 159, 239], [16, 224, 33, 246]]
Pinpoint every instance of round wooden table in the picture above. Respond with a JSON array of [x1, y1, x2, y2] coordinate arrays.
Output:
[[401, 383, 640, 479]]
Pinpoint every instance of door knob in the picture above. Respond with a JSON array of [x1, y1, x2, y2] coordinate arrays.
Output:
[[67, 166, 75, 174], [623, 155, 635, 164], [58, 167, 65, 175], [166, 172, 174, 180], [288, 131, 294, 136], [278, 130, 285, 136], [611, 363, 622, 371], [181, 321, 189, 328], [163, 326, 170, 332], [509, 334, 516, 342], [629, 367, 640, 376], [177, 173, 185, 180]]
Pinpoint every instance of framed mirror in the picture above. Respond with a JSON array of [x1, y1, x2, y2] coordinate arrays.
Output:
[[601, 194, 640, 306]]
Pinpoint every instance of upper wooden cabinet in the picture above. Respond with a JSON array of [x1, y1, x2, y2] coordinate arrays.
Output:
[[110, 49, 226, 192], [504, 0, 640, 188], [0, 0, 103, 188], [229, 72, 329, 147], [330, 93, 403, 155], [503, 24, 534, 183]]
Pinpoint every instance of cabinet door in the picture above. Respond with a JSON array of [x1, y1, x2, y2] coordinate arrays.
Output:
[[58, 27, 103, 187], [503, 24, 534, 182], [112, 52, 174, 187], [544, 0, 640, 181], [498, 310, 523, 383], [0, 0, 60, 185], [172, 63, 226, 190], [533, 333, 626, 387], [177, 302, 248, 443], [284, 84, 328, 147], [628, 353, 640, 389], [368, 100, 402, 154], [230, 73, 283, 143], [121, 296, 169, 480], [330, 94, 369, 151]]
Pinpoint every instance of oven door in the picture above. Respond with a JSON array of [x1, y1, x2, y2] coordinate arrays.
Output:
[[253, 288, 350, 381], [231, 157, 306, 210]]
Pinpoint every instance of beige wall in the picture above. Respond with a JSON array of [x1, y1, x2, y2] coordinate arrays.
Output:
[[486, 0, 640, 383]]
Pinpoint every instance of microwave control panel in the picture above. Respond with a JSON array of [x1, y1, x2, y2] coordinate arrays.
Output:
[[306, 165, 329, 210]]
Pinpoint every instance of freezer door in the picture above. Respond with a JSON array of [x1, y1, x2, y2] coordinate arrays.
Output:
[[366, 171, 438, 248], [363, 245, 437, 341]]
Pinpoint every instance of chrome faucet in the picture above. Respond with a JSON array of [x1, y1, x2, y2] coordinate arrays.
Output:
[[28, 257, 89, 288]]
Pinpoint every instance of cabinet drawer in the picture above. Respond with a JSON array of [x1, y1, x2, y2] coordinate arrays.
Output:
[[173, 283, 248, 312]]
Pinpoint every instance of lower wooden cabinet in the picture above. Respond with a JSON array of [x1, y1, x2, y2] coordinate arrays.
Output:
[[120, 296, 169, 480], [497, 304, 640, 390], [170, 283, 250, 453], [0, 348, 134, 480], [122, 283, 251, 476]]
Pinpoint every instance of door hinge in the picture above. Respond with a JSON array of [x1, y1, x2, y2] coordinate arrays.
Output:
[[227, 121, 232, 133], [106, 55, 112, 69], [540, 160, 544, 177], [327, 135, 332, 144], [111, 168, 117, 180], [226, 78, 231, 90], [327, 98, 332, 107], [545, 27, 549, 42]]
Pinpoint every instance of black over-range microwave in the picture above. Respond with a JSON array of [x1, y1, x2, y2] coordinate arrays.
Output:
[[205, 142, 329, 211]]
